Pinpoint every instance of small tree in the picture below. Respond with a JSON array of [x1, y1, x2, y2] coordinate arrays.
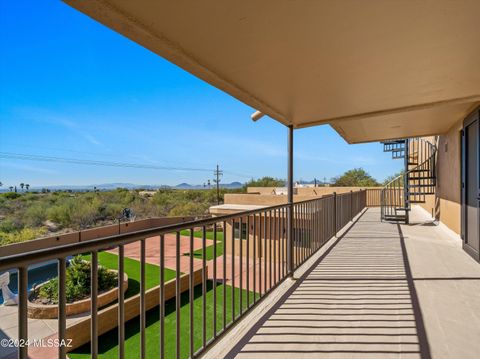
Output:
[[332, 168, 380, 187], [25, 184, 30, 192], [383, 170, 404, 185], [243, 176, 285, 191], [20, 183, 25, 192], [9, 186, 13, 192]]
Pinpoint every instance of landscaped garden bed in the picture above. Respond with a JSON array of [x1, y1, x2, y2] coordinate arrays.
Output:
[[28, 256, 128, 319]]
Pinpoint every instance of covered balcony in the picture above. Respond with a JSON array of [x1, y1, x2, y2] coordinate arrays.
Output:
[[206, 206, 480, 359], [1, 197, 479, 359]]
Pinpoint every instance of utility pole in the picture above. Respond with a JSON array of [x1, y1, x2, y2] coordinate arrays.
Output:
[[213, 164, 223, 205], [314, 178, 317, 187]]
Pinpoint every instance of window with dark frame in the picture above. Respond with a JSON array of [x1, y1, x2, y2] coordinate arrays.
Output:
[[233, 221, 247, 240]]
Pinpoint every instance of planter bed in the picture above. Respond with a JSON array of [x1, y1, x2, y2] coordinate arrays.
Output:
[[27, 272, 128, 319]]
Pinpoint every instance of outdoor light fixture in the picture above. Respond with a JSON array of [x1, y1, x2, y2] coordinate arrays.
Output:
[[251, 110, 265, 122]]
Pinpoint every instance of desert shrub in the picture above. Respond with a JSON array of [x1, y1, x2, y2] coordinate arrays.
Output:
[[2, 192, 20, 200], [38, 255, 117, 304], [47, 202, 73, 228], [0, 188, 243, 245], [169, 202, 208, 217], [70, 199, 102, 228], [19, 193, 38, 202], [24, 203, 48, 227], [0, 218, 22, 233], [0, 227, 47, 246], [103, 203, 124, 218]]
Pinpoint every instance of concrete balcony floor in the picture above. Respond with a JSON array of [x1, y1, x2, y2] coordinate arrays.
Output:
[[207, 206, 480, 359]]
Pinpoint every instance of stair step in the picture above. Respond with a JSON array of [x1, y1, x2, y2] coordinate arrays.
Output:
[[408, 176, 436, 180], [383, 216, 408, 222], [383, 140, 406, 144], [410, 200, 426, 203]]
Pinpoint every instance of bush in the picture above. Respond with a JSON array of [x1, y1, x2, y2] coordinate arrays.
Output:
[[2, 192, 21, 200], [0, 227, 47, 246], [243, 177, 285, 190], [103, 203, 124, 218], [0, 188, 243, 245], [0, 218, 22, 233], [47, 202, 73, 228], [169, 202, 207, 217], [24, 203, 48, 227], [38, 255, 117, 304]]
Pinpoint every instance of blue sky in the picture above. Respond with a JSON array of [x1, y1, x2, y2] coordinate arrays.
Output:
[[0, 0, 401, 187]]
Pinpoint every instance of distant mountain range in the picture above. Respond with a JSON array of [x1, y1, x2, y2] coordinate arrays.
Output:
[[174, 182, 243, 189], [0, 182, 245, 192]]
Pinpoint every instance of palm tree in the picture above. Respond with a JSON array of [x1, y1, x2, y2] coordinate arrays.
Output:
[[20, 183, 25, 192], [25, 184, 30, 192], [9, 186, 13, 192]]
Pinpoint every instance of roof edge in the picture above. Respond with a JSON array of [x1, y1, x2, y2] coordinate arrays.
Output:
[[64, 0, 291, 126]]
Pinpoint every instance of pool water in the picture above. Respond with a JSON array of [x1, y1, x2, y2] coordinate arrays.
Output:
[[0, 262, 59, 304]]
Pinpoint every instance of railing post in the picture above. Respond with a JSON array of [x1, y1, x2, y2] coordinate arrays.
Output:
[[333, 192, 337, 237], [58, 257, 67, 359], [404, 139, 410, 224], [350, 190, 353, 221], [18, 266, 28, 359], [287, 125, 294, 275]]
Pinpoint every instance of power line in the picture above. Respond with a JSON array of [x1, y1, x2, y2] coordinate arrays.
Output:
[[0, 152, 211, 173], [1, 142, 221, 169], [0, 152, 252, 178]]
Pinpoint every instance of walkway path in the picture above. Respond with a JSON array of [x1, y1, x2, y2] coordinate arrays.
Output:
[[219, 207, 480, 359]]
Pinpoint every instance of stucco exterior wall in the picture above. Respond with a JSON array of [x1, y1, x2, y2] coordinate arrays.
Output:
[[224, 214, 286, 259], [1, 216, 195, 257], [229, 187, 381, 207], [419, 120, 462, 234], [247, 186, 380, 196]]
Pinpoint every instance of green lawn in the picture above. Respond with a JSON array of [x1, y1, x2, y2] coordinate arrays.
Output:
[[68, 281, 256, 359], [81, 252, 176, 298], [179, 230, 225, 260]]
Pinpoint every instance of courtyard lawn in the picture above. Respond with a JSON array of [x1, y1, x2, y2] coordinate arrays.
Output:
[[81, 252, 176, 298], [68, 281, 256, 359], [180, 230, 225, 260]]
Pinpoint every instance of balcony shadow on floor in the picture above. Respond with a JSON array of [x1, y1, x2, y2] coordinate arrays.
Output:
[[224, 208, 432, 359]]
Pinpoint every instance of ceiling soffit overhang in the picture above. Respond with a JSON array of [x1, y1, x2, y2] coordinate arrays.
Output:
[[64, 0, 480, 143]]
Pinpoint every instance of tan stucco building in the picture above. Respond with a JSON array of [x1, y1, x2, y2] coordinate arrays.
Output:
[[211, 186, 374, 258]]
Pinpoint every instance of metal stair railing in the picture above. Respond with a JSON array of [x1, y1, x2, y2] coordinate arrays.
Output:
[[381, 138, 437, 223]]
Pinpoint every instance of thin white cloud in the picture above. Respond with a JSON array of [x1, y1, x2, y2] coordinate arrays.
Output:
[[44, 116, 103, 147], [15, 108, 104, 147]]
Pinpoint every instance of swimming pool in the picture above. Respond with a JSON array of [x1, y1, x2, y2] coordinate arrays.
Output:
[[0, 261, 59, 305]]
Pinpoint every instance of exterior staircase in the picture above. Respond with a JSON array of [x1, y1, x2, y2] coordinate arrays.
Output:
[[380, 138, 437, 223]]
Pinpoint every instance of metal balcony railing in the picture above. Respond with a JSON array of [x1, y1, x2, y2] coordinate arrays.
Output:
[[0, 190, 367, 359]]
